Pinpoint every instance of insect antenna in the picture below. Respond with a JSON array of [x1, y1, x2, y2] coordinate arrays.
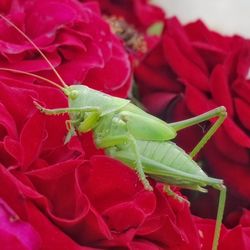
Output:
[[0, 67, 65, 91], [0, 14, 69, 89]]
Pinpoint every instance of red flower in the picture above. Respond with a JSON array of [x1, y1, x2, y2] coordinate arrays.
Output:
[[0, 1, 211, 249], [0, 68, 203, 248], [136, 18, 250, 217], [82, 0, 165, 31], [0, 0, 131, 97], [81, 0, 165, 64], [195, 209, 250, 249], [0, 198, 40, 250], [0, 73, 203, 248]]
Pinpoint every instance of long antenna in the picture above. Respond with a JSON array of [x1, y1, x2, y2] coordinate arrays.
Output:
[[0, 68, 65, 91], [0, 14, 68, 88]]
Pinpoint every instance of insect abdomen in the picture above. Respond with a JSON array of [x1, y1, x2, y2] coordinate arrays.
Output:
[[136, 141, 207, 177]]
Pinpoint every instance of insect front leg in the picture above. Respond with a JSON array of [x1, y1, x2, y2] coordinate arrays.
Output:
[[169, 106, 227, 158], [35, 101, 101, 143], [77, 111, 101, 133], [34, 101, 101, 115], [64, 112, 101, 144], [96, 134, 153, 191], [65, 119, 78, 144]]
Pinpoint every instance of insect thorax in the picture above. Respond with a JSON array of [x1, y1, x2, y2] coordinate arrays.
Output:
[[68, 85, 130, 115]]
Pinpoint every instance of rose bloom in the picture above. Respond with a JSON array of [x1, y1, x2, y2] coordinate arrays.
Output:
[[0, 0, 223, 249], [135, 17, 250, 219], [82, 0, 165, 31], [0, 0, 131, 97], [81, 0, 165, 65], [195, 209, 250, 250]]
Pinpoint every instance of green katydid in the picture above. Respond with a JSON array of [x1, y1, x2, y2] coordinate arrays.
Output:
[[0, 14, 227, 250]]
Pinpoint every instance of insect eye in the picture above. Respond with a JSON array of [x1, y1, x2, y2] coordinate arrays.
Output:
[[69, 90, 79, 100]]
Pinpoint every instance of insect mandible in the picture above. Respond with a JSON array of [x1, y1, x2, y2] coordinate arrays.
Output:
[[0, 14, 227, 250]]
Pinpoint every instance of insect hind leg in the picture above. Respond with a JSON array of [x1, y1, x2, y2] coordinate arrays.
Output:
[[128, 134, 153, 191], [211, 184, 226, 250], [164, 185, 190, 205], [169, 106, 227, 158]]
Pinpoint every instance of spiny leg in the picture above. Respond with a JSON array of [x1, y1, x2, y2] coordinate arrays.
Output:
[[64, 119, 79, 144], [169, 106, 227, 158], [34, 101, 101, 115], [97, 134, 152, 191], [128, 134, 153, 191], [78, 112, 100, 133], [164, 185, 190, 205], [212, 185, 226, 250]]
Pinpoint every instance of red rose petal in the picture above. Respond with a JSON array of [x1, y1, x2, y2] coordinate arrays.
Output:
[[142, 92, 178, 115], [26, 202, 97, 250], [185, 86, 215, 115], [134, 0, 165, 27], [236, 45, 250, 78], [232, 79, 250, 105], [25, 1, 78, 38], [212, 126, 249, 164], [220, 226, 250, 250], [0, 102, 17, 139], [103, 203, 146, 232], [26, 160, 112, 244], [223, 119, 250, 148], [240, 209, 250, 227], [210, 65, 234, 116], [4, 136, 21, 164], [163, 20, 209, 91], [20, 112, 46, 169], [166, 18, 208, 73], [130, 240, 163, 250], [0, 199, 41, 250], [194, 216, 227, 250], [135, 60, 183, 94], [0, 165, 28, 220], [0, 141, 16, 166], [0, 81, 37, 130], [234, 98, 250, 130], [79, 156, 145, 212], [205, 140, 250, 199], [26, 159, 87, 220]]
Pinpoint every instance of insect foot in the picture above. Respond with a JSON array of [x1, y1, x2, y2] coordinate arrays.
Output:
[[164, 185, 190, 206], [33, 101, 46, 113], [137, 172, 153, 192], [134, 164, 153, 191], [33, 101, 68, 116]]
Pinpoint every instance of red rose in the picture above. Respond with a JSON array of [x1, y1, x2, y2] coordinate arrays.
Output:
[[136, 17, 250, 217], [0, 72, 204, 248], [81, 0, 165, 64], [0, 75, 203, 248], [195, 209, 250, 249], [0, 198, 40, 250], [82, 0, 165, 31], [0, 0, 131, 97], [0, 1, 213, 249]]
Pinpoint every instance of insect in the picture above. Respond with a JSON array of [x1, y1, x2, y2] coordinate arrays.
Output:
[[0, 14, 227, 250]]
